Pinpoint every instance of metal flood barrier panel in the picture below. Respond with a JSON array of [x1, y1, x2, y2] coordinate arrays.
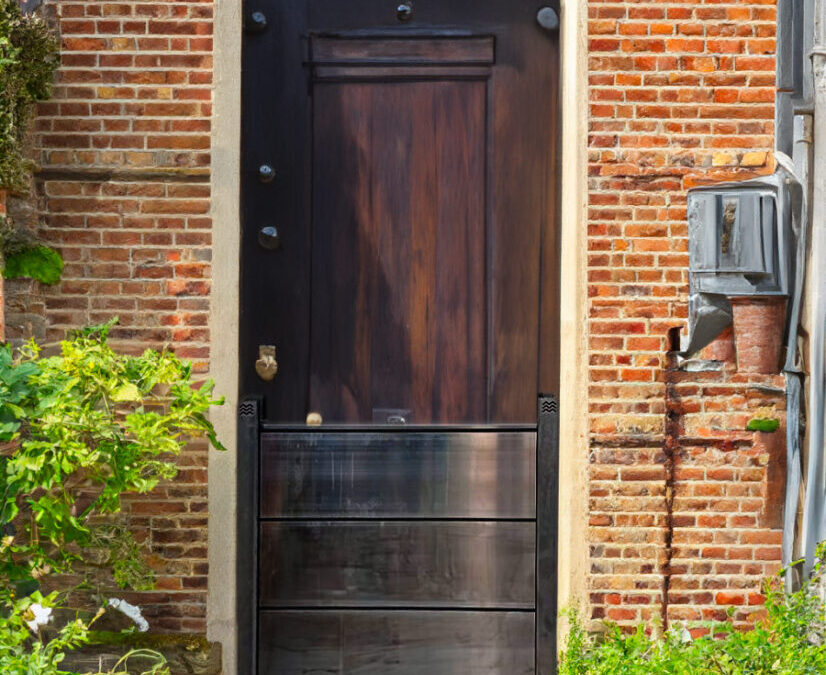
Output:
[[237, 396, 559, 674]]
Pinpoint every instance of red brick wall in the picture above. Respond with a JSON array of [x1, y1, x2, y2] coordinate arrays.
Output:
[[587, 0, 782, 629], [5, 0, 215, 633]]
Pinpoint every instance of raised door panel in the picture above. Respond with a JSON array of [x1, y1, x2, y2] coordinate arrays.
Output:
[[258, 611, 535, 675], [309, 38, 490, 424], [258, 521, 536, 608], [259, 431, 537, 519]]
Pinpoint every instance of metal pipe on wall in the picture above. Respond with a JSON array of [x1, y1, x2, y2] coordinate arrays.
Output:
[[801, 0, 826, 573], [784, 114, 812, 582]]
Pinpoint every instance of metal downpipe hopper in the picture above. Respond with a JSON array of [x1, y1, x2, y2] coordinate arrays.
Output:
[[683, 160, 802, 359]]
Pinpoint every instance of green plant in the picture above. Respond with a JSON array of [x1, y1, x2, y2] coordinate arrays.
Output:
[[746, 406, 781, 434], [0, 203, 64, 285], [0, 320, 224, 585], [0, 320, 224, 673], [0, 0, 58, 191], [0, 1, 63, 285], [1, 236, 63, 284], [559, 547, 826, 674], [0, 591, 169, 674]]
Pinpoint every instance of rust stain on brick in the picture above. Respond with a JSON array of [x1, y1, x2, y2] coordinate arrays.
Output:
[[661, 328, 683, 630]]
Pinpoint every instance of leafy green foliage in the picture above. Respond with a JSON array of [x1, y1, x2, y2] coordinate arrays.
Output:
[[2, 242, 63, 284], [0, 591, 87, 674], [0, 591, 170, 674], [0, 0, 59, 190], [0, 3, 64, 283], [0, 320, 225, 587], [87, 522, 157, 593], [560, 547, 826, 674]]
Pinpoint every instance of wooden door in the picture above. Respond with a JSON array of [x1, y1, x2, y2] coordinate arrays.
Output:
[[241, 0, 560, 424]]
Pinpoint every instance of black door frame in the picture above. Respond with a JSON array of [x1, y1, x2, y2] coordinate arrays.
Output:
[[236, 395, 559, 674]]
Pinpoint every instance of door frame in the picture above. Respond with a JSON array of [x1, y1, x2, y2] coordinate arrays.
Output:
[[208, 1, 589, 673]]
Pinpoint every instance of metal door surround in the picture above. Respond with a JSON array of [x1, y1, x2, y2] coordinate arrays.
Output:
[[237, 396, 559, 674]]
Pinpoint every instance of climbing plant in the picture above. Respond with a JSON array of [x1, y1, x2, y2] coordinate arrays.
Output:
[[0, 0, 62, 285], [0, 0, 58, 191]]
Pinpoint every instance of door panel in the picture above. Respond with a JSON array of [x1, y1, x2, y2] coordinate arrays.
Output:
[[240, 0, 560, 424], [259, 431, 536, 519], [310, 69, 487, 423], [258, 611, 535, 675], [259, 521, 535, 608]]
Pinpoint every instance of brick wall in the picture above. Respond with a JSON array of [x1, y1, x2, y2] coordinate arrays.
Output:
[[587, 0, 783, 629], [6, 0, 215, 633]]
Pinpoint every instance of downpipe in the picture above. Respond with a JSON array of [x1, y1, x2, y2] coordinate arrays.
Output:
[[784, 114, 812, 586], [801, 7, 826, 573]]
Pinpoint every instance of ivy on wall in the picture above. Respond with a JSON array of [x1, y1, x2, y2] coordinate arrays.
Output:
[[0, 0, 57, 190], [0, 0, 61, 286]]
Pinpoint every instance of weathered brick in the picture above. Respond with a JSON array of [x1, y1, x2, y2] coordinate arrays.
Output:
[[586, 0, 781, 633]]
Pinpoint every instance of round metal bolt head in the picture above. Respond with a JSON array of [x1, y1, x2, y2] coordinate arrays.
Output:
[[536, 7, 559, 31], [250, 11, 267, 31], [258, 225, 281, 250], [258, 164, 275, 183], [397, 3, 413, 21]]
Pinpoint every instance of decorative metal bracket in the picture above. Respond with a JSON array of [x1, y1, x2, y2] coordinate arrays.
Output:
[[237, 397, 261, 675]]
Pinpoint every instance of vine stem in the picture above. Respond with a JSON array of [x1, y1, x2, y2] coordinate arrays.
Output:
[[0, 188, 6, 343]]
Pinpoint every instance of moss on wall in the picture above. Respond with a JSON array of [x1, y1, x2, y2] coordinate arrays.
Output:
[[61, 633, 222, 675]]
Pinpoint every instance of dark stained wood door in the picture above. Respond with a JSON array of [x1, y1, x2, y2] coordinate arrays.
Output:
[[241, 1, 560, 424]]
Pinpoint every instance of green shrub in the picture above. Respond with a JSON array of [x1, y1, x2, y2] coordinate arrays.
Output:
[[0, 321, 225, 673], [560, 549, 826, 675]]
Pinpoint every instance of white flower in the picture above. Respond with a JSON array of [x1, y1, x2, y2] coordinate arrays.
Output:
[[25, 603, 52, 632], [108, 597, 149, 632]]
